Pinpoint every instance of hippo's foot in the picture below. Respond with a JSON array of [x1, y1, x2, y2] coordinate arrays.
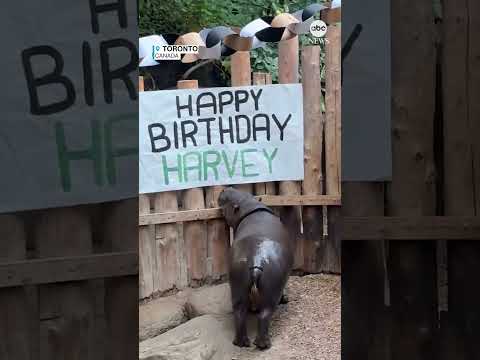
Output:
[[233, 335, 251, 348], [254, 336, 271, 350], [279, 293, 289, 304]]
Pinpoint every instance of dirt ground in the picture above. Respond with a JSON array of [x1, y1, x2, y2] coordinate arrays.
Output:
[[140, 274, 340, 360], [232, 274, 341, 360]]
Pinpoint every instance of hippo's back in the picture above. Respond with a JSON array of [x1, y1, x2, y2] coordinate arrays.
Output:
[[231, 210, 293, 275]]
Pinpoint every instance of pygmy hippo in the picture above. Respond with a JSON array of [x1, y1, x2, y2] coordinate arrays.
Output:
[[218, 187, 294, 350]]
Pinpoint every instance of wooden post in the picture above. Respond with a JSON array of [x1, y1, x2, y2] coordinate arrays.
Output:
[[388, 0, 438, 357], [252, 72, 276, 196], [322, 24, 342, 273], [177, 80, 208, 285], [206, 186, 229, 281], [278, 36, 303, 270], [154, 192, 181, 290], [103, 199, 138, 360], [440, 1, 480, 358], [138, 77, 155, 298], [325, 25, 341, 197], [301, 46, 325, 273], [231, 51, 254, 194], [0, 215, 30, 360], [34, 207, 95, 360]]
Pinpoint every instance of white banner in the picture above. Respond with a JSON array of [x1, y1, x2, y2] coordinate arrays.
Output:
[[140, 84, 304, 193]]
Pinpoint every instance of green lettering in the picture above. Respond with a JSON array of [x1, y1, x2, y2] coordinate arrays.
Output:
[[183, 151, 202, 182], [162, 154, 183, 185], [104, 113, 138, 185], [56, 119, 103, 192], [221, 150, 239, 178], [241, 149, 259, 177], [203, 150, 221, 181], [262, 148, 278, 174]]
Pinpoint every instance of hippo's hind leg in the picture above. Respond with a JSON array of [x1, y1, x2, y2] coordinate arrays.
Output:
[[230, 267, 251, 347], [254, 307, 274, 350], [254, 278, 283, 349]]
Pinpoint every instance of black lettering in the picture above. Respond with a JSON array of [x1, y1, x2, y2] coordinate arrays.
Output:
[[234, 90, 249, 112], [219, 116, 234, 144], [235, 115, 251, 144], [198, 118, 215, 145], [250, 89, 263, 110], [196, 92, 217, 115], [218, 91, 234, 113], [82, 42, 94, 106], [173, 122, 179, 149], [148, 124, 170, 152], [176, 95, 193, 118], [252, 113, 270, 141], [181, 120, 198, 148], [272, 113, 292, 141], [89, 0, 127, 34], [22, 46, 75, 115], [100, 39, 138, 104]]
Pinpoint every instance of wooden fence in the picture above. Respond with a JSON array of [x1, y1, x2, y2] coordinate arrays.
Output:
[[139, 25, 342, 299], [0, 200, 138, 360], [340, 1, 480, 358]]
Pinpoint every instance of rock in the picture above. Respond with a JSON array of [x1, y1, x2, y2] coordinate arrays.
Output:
[[187, 283, 232, 317], [139, 296, 188, 341], [139, 314, 237, 360]]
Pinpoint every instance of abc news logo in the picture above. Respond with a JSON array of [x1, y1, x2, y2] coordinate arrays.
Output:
[[309, 20, 328, 38]]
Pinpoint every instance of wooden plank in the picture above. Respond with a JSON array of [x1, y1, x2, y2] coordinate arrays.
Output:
[[139, 195, 341, 225], [252, 72, 269, 196], [388, 0, 438, 357], [442, 0, 475, 216], [470, 0, 480, 214], [103, 199, 139, 360], [231, 51, 254, 194], [342, 217, 480, 240], [301, 46, 325, 273], [0, 214, 30, 360], [205, 186, 229, 281], [262, 73, 276, 193], [138, 76, 155, 298], [178, 79, 208, 286], [440, 3, 480, 358], [341, 182, 389, 360], [141, 208, 222, 225], [34, 207, 95, 360], [278, 35, 303, 270], [325, 25, 341, 197], [0, 252, 138, 288], [323, 24, 342, 273], [321, 7, 341, 24], [154, 191, 179, 291]]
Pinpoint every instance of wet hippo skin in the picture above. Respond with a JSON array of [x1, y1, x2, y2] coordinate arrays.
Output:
[[218, 188, 294, 350]]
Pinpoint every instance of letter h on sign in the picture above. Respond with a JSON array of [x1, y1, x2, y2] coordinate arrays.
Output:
[[89, 0, 127, 34]]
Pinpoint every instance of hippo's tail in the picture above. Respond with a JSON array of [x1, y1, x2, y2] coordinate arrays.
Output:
[[250, 266, 263, 291]]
